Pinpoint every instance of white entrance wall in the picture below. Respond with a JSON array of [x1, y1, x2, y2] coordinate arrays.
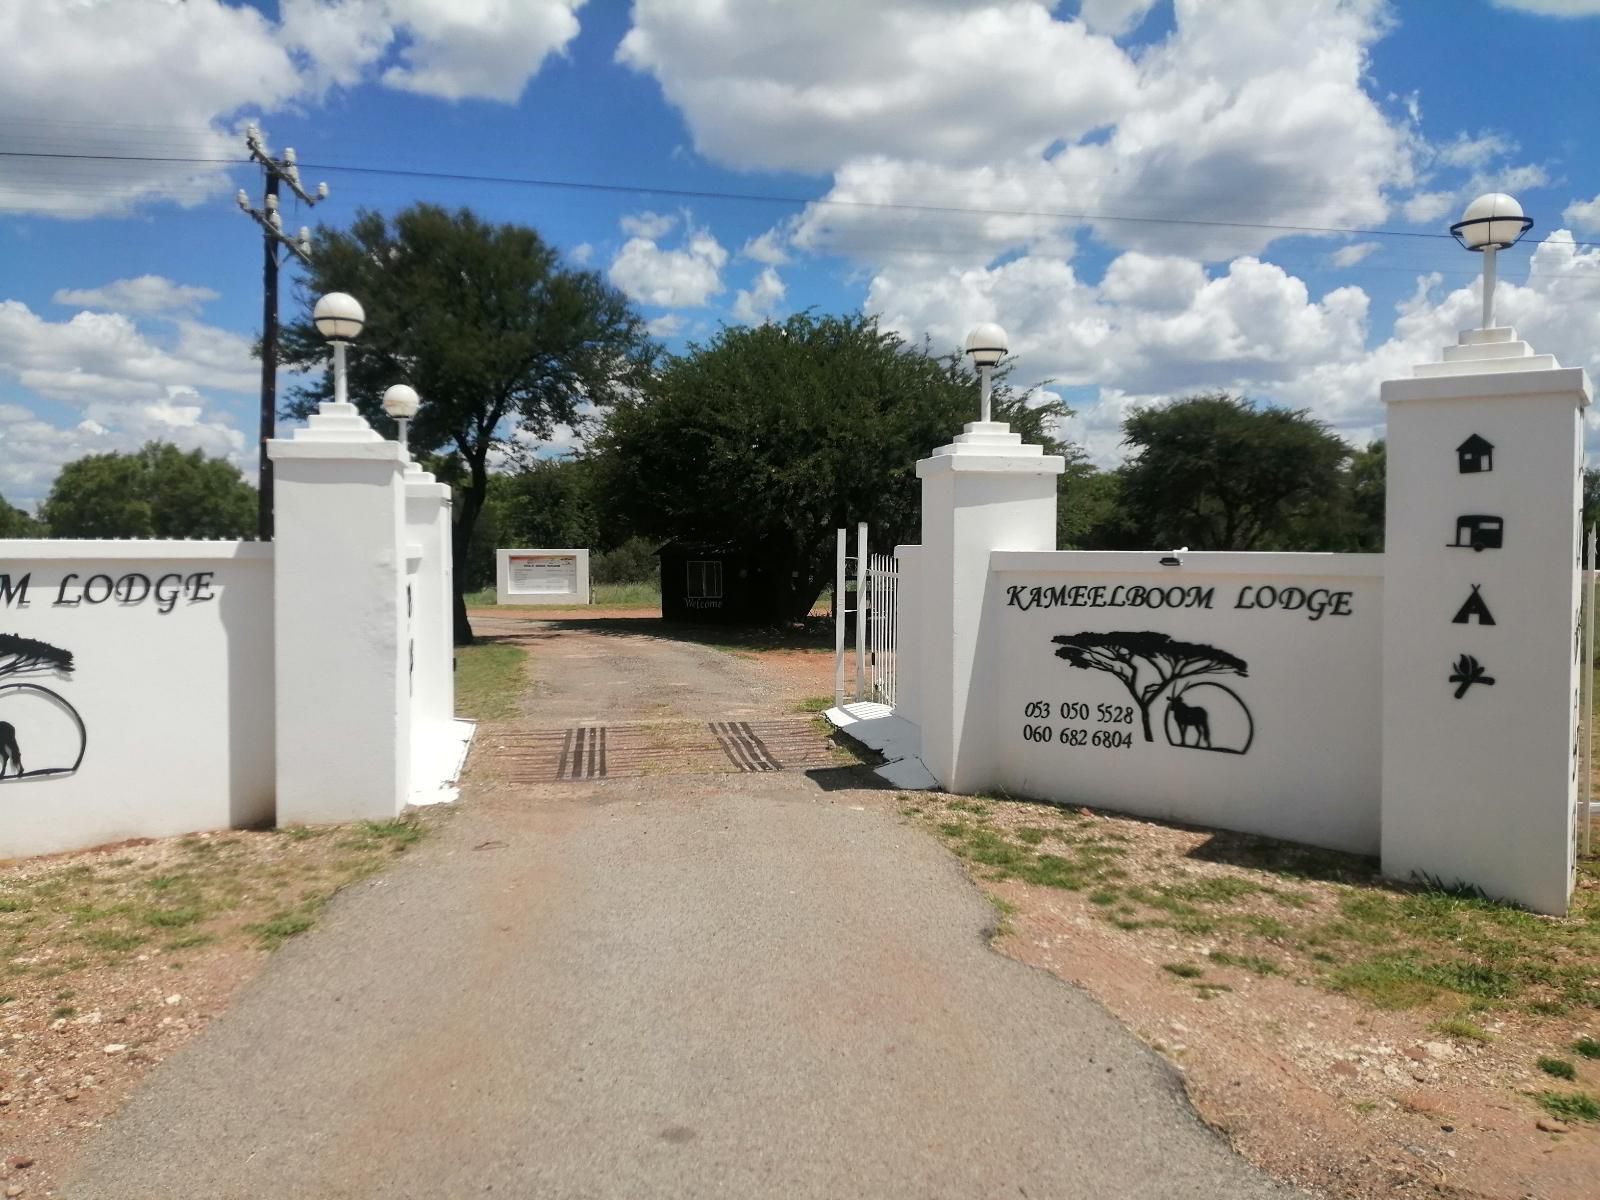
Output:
[[495, 548, 590, 606], [0, 541, 275, 859], [896, 326, 1592, 913], [0, 398, 467, 861]]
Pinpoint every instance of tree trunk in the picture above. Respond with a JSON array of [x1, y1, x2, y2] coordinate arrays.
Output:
[[451, 457, 489, 646], [1137, 698, 1155, 742]]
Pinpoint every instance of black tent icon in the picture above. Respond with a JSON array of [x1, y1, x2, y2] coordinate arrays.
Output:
[[1457, 434, 1493, 474], [1452, 584, 1496, 626]]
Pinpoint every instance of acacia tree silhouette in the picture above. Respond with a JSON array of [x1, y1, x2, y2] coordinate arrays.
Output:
[[1051, 631, 1248, 742], [0, 634, 74, 680]]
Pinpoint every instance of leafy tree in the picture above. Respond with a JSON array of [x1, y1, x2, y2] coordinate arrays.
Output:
[[40, 442, 255, 539], [1116, 393, 1351, 551], [1582, 467, 1600, 538], [1051, 631, 1248, 742], [594, 312, 1066, 622], [0, 492, 40, 537], [279, 204, 653, 643], [1057, 462, 1128, 550], [1342, 439, 1386, 551]]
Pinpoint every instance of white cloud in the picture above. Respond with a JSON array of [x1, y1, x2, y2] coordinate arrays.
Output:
[[1489, 0, 1600, 14], [0, 299, 253, 502], [1402, 191, 1457, 224], [619, 0, 1140, 173], [569, 242, 594, 265], [53, 276, 220, 317], [742, 229, 791, 265], [731, 267, 786, 325], [279, 0, 587, 102], [1330, 241, 1380, 268], [646, 313, 686, 338], [1077, 0, 1161, 37], [0, 0, 587, 218], [609, 226, 728, 308], [1564, 193, 1600, 233], [620, 211, 679, 240]]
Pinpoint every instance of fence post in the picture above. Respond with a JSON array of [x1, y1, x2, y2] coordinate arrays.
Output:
[[834, 528, 846, 707], [855, 521, 867, 702]]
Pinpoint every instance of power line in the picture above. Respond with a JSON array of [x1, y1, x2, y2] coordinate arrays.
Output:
[[3, 147, 1598, 250]]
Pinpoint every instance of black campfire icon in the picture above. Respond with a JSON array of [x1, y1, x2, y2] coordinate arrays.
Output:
[[1051, 631, 1254, 755], [0, 634, 86, 783]]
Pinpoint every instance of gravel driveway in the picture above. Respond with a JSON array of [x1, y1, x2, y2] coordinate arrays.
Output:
[[63, 620, 1296, 1199]]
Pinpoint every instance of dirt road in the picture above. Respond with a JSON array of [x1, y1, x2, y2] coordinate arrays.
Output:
[[62, 618, 1295, 1199]]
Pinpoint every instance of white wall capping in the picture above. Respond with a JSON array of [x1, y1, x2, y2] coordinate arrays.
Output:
[[0, 540, 272, 561], [993, 550, 1386, 578]]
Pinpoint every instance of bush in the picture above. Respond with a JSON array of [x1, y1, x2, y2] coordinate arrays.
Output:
[[592, 536, 658, 585]]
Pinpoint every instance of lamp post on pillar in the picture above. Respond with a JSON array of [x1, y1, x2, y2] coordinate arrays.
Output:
[[964, 323, 1009, 423], [313, 292, 365, 407], [1449, 192, 1532, 330], [383, 384, 421, 450]]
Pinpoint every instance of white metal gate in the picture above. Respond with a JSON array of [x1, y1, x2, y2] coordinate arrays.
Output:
[[833, 524, 899, 709]]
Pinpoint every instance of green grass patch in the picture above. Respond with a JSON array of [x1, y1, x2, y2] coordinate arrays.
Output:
[[1208, 950, 1281, 976], [1431, 1017, 1493, 1043], [1538, 1056, 1577, 1080], [1536, 1091, 1600, 1122], [247, 908, 317, 949], [1162, 962, 1204, 978], [1573, 1036, 1600, 1059], [454, 640, 527, 720], [1332, 954, 1516, 1010], [794, 695, 834, 713]]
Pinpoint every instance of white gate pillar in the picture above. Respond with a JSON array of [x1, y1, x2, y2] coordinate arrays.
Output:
[[916, 421, 1063, 792], [404, 460, 461, 801], [268, 399, 411, 824], [1381, 327, 1592, 913]]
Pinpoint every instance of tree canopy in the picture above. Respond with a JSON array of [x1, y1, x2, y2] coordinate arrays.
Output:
[[593, 311, 1066, 621], [279, 203, 653, 643], [39, 442, 255, 539], [0, 492, 40, 538], [1115, 393, 1352, 551]]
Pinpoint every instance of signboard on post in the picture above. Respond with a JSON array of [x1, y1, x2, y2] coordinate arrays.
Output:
[[495, 548, 590, 606]]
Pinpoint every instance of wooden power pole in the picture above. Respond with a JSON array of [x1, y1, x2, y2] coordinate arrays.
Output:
[[237, 125, 326, 540]]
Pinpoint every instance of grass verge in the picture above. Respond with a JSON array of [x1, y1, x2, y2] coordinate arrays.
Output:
[[912, 792, 1600, 1026], [455, 639, 528, 720], [0, 816, 433, 1011], [464, 581, 662, 609]]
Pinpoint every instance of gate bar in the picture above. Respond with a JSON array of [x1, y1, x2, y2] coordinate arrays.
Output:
[[855, 521, 867, 701], [834, 527, 846, 707]]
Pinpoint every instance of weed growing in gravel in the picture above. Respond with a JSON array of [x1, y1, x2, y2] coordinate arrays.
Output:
[[1536, 1091, 1600, 1122], [1431, 1017, 1493, 1043], [1162, 962, 1203, 978], [1538, 1057, 1578, 1080], [1574, 1036, 1600, 1059]]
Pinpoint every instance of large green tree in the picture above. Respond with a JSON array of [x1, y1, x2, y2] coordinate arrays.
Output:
[[594, 312, 1066, 622], [40, 442, 255, 539], [0, 491, 40, 537], [1116, 393, 1351, 551], [279, 204, 653, 643]]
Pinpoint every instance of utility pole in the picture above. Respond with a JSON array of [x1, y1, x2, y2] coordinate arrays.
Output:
[[237, 124, 327, 539]]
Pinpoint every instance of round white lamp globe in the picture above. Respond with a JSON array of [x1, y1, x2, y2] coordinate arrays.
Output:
[[964, 322, 1009, 367], [1450, 193, 1532, 251], [313, 292, 365, 342], [381, 384, 421, 420]]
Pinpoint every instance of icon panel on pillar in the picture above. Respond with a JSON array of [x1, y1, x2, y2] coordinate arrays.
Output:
[[1452, 585, 1496, 626], [1449, 515, 1503, 552], [1456, 434, 1494, 474], [1449, 653, 1495, 699]]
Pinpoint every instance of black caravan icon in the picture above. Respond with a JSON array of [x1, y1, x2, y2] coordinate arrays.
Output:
[[1449, 514, 1503, 552]]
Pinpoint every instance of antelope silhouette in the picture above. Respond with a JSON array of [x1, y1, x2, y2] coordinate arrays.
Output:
[[0, 720, 19, 778], [1166, 689, 1210, 748]]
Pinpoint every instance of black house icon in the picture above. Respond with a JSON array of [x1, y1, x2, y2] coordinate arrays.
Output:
[[1457, 434, 1494, 474]]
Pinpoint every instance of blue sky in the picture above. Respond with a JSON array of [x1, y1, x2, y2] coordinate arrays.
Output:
[[3, 0, 1600, 507]]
